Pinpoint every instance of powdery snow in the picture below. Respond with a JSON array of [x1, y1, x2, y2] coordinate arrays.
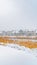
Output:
[[0, 44, 37, 65]]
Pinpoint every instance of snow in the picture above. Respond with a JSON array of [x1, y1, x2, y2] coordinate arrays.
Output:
[[31, 48, 37, 57], [0, 44, 37, 65]]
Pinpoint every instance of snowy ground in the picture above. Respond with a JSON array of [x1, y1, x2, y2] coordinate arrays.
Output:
[[0, 43, 37, 65]]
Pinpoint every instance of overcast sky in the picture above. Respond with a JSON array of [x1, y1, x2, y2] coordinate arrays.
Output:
[[0, 0, 37, 31]]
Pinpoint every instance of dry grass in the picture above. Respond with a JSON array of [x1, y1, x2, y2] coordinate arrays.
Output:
[[0, 36, 37, 48]]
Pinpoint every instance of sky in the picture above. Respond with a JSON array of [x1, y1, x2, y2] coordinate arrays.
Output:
[[0, 0, 37, 31]]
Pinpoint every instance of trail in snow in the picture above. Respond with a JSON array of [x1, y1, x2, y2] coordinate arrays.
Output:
[[0, 43, 37, 57], [0, 43, 37, 65], [5, 43, 37, 57]]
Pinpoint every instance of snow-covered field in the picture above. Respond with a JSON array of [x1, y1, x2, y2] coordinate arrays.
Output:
[[0, 43, 37, 65]]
